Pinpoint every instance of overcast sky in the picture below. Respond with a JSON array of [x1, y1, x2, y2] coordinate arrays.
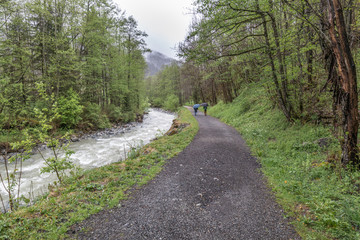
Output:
[[113, 0, 195, 59]]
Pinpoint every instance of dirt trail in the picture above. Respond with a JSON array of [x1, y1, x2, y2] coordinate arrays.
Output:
[[71, 107, 300, 239]]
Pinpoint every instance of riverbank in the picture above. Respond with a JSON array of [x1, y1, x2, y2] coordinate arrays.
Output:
[[0, 109, 176, 212], [0, 110, 149, 155], [207, 83, 360, 239], [0, 108, 198, 239]]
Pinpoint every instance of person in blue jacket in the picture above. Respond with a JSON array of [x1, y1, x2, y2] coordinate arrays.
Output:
[[193, 104, 200, 116]]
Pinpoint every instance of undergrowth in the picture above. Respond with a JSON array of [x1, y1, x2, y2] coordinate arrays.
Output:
[[0, 107, 198, 240], [208, 84, 360, 240]]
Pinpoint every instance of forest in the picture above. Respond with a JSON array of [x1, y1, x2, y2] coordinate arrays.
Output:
[[1, 0, 360, 238], [5, 0, 359, 169], [148, 0, 360, 169], [0, 0, 152, 212], [0, 0, 149, 136]]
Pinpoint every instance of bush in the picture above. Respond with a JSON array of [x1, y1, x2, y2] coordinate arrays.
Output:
[[140, 97, 151, 112], [163, 94, 179, 112], [104, 104, 122, 122], [81, 103, 110, 129], [151, 97, 163, 108], [121, 111, 136, 123], [58, 89, 83, 128]]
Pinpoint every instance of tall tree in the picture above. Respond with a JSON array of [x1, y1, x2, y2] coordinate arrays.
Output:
[[0, 0, 149, 130], [123, 16, 148, 112], [179, 0, 359, 167], [326, 0, 358, 166]]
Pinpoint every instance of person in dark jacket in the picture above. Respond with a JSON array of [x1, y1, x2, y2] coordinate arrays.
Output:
[[201, 103, 208, 116]]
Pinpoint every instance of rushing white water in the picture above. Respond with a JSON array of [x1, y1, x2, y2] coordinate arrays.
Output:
[[0, 109, 175, 209]]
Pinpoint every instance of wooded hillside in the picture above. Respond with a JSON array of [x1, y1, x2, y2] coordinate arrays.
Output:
[[0, 0, 148, 132], [148, 0, 360, 168]]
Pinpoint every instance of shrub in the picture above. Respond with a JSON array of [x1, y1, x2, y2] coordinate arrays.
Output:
[[81, 103, 110, 129], [163, 94, 179, 112], [58, 89, 83, 128], [121, 111, 136, 123], [104, 104, 122, 122], [140, 97, 151, 112], [151, 97, 163, 108]]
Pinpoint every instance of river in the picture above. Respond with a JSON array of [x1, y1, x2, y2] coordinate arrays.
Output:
[[0, 109, 175, 210]]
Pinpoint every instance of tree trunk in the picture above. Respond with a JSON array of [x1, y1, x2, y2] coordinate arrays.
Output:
[[211, 77, 217, 104], [256, 0, 292, 121], [306, 4, 314, 86], [268, 0, 292, 117], [327, 0, 359, 166]]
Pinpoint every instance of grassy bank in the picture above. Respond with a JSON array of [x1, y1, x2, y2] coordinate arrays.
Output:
[[0, 107, 198, 240], [208, 84, 360, 240]]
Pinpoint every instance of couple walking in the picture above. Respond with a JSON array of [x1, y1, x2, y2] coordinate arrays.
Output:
[[193, 103, 208, 116]]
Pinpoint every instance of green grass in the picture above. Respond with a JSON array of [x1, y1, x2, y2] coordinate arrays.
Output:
[[208, 84, 360, 240], [0, 107, 198, 240]]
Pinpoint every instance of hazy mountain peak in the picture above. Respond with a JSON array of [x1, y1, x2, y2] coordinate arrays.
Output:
[[145, 51, 176, 76]]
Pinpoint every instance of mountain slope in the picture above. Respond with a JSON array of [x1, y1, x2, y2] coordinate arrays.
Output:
[[145, 51, 176, 76]]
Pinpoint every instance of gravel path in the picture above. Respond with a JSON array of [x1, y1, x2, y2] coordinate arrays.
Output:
[[70, 107, 300, 239]]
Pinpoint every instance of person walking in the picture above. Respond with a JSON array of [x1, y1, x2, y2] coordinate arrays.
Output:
[[193, 104, 200, 116], [201, 103, 208, 116]]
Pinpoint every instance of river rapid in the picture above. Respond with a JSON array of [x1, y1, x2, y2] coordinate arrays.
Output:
[[0, 109, 175, 210]]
